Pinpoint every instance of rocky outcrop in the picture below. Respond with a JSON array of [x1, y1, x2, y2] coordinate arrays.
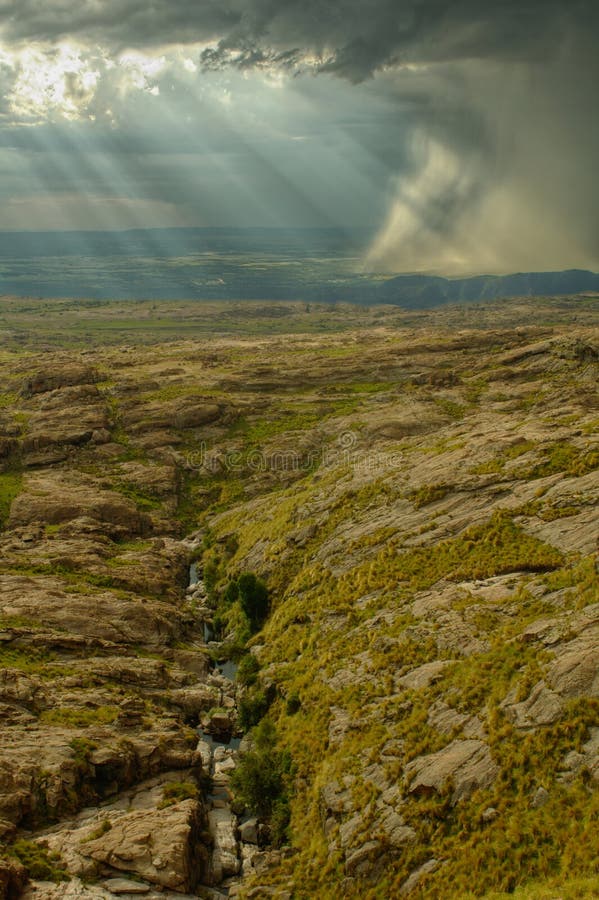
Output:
[[396, 660, 452, 691], [78, 800, 206, 891], [22, 772, 211, 893], [9, 474, 152, 537], [399, 859, 441, 896], [0, 670, 45, 710], [21, 367, 99, 398], [121, 399, 225, 434], [0, 575, 184, 647], [22, 879, 210, 898], [0, 726, 203, 829], [22, 386, 110, 460]]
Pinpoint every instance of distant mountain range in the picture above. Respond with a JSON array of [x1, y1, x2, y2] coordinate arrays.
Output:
[[374, 269, 599, 308]]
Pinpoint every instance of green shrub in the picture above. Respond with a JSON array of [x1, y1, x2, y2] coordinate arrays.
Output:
[[409, 483, 451, 509], [158, 781, 199, 808], [337, 510, 563, 600], [237, 653, 260, 687], [519, 443, 599, 480], [223, 579, 240, 604], [40, 706, 119, 727], [434, 398, 466, 419], [0, 646, 52, 673], [68, 737, 98, 765], [216, 572, 270, 640], [0, 472, 22, 528], [270, 796, 292, 847], [203, 557, 220, 599], [11, 839, 69, 883], [230, 719, 294, 845], [82, 819, 112, 842], [285, 692, 302, 715], [238, 688, 270, 730], [111, 482, 161, 510], [237, 572, 270, 632]]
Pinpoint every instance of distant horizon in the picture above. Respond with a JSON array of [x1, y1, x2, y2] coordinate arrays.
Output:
[[0, 225, 376, 234], [0, 228, 596, 283]]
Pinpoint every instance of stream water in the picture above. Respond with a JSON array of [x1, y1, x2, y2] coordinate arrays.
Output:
[[216, 659, 238, 681], [188, 564, 241, 745], [200, 731, 243, 752], [188, 563, 216, 643], [187, 563, 248, 892]]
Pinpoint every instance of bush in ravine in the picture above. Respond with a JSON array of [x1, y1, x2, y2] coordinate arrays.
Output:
[[238, 687, 270, 730], [223, 579, 239, 604], [230, 719, 293, 846], [222, 572, 270, 634], [237, 572, 270, 632], [237, 653, 260, 687], [202, 555, 220, 602]]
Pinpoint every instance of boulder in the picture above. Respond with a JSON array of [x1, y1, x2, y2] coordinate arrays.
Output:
[[238, 817, 259, 845], [377, 807, 416, 848], [400, 859, 440, 896], [195, 740, 212, 772], [100, 878, 152, 894], [0, 437, 18, 462], [397, 660, 452, 691], [167, 650, 211, 679], [81, 800, 207, 891], [0, 670, 45, 709], [559, 727, 599, 783], [405, 740, 498, 803], [503, 681, 564, 728], [169, 686, 221, 718], [122, 400, 223, 433], [173, 403, 222, 429], [344, 840, 382, 876], [22, 429, 93, 452], [427, 700, 484, 739], [320, 779, 354, 818], [207, 806, 240, 884], [202, 711, 235, 738]]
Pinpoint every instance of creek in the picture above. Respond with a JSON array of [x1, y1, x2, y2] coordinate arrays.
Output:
[[187, 562, 254, 893]]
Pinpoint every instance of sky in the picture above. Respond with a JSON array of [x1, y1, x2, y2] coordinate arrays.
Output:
[[0, 0, 597, 274]]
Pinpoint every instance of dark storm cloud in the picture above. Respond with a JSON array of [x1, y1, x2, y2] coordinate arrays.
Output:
[[0, 1, 595, 76]]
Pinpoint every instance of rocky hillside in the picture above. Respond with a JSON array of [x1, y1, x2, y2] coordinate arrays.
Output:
[[0, 297, 597, 899]]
